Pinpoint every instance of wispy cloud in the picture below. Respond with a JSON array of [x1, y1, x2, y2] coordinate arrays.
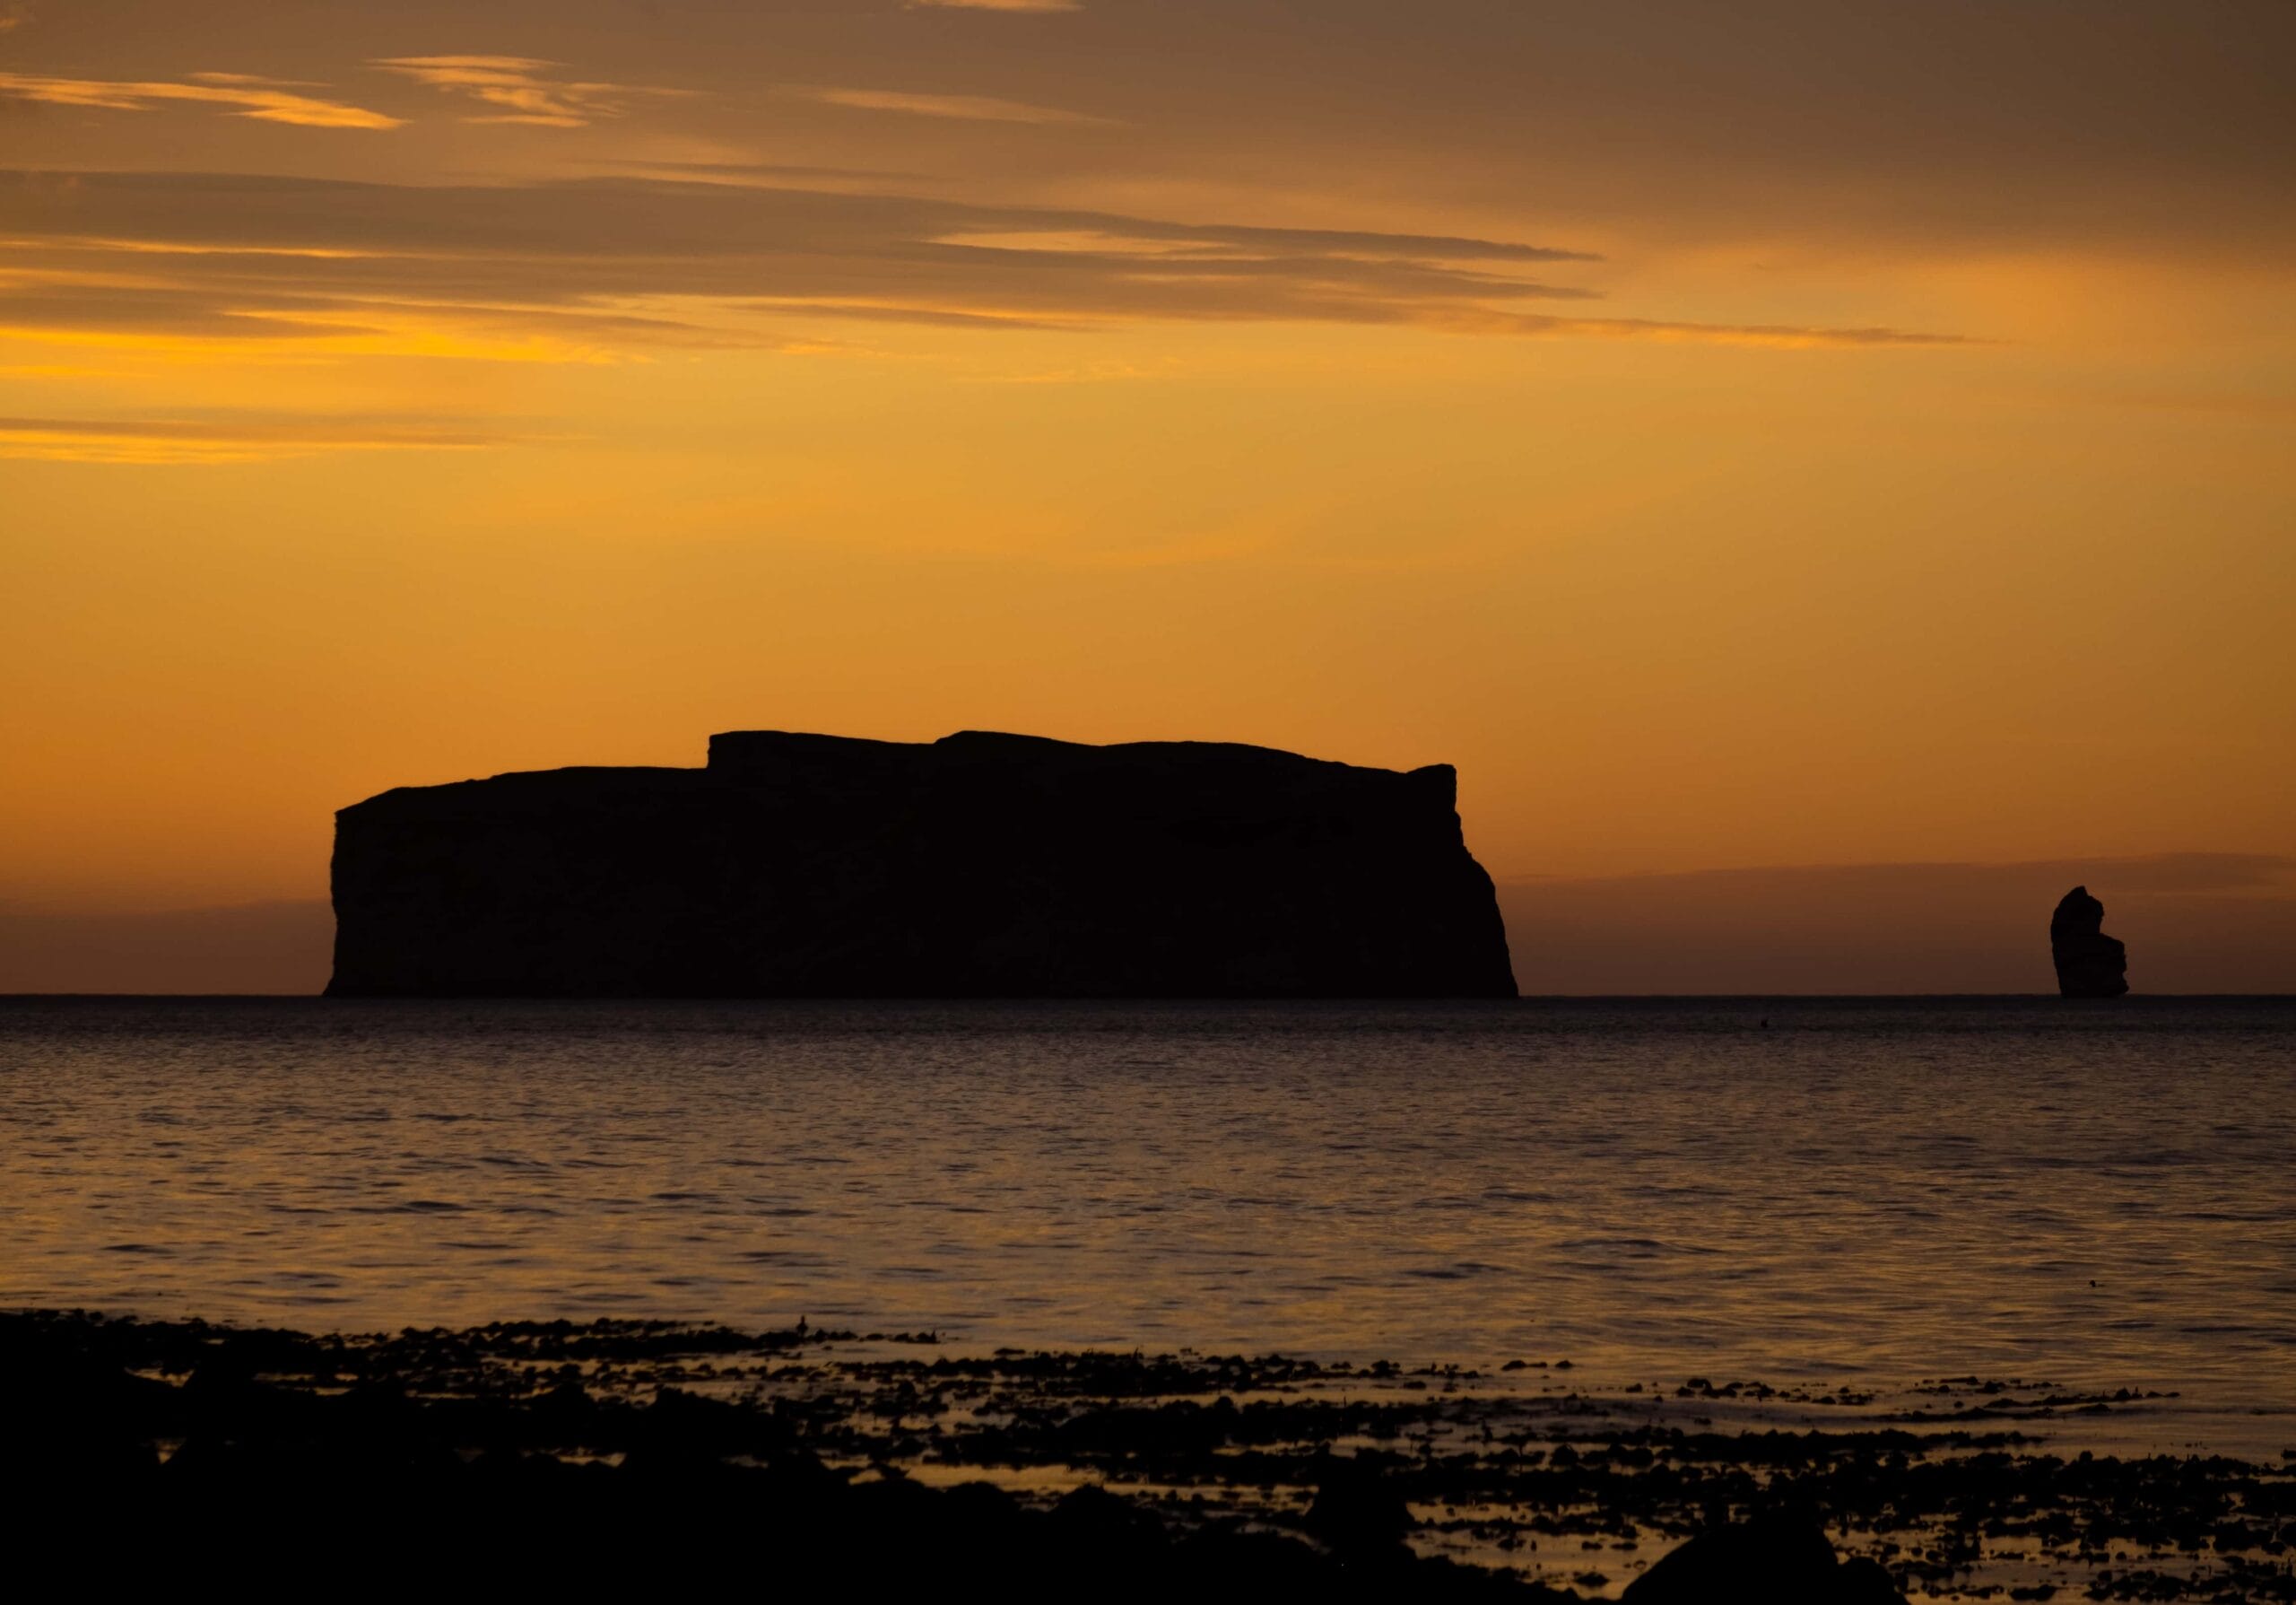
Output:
[[796, 86, 1111, 126], [370, 56, 690, 127], [0, 70, 401, 128], [614, 159, 927, 185], [0, 413, 535, 463], [0, 170, 1972, 358], [186, 73, 328, 90], [1438, 310, 1978, 350]]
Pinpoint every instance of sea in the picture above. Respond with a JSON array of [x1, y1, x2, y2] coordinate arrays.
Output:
[[4, 996, 2292, 1458]]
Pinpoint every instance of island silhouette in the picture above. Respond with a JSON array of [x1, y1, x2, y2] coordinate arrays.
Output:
[[326, 729, 1518, 999], [2050, 885, 2130, 998]]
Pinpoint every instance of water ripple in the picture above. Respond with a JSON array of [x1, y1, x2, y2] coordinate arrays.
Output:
[[1, 995, 2291, 1453]]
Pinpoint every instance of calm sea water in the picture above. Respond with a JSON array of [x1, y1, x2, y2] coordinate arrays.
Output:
[[4, 998, 2292, 1449]]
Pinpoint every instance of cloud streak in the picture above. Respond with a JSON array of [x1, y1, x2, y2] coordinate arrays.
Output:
[[0, 71, 400, 128], [1441, 310, 1975, 349], [0, 413, 537, 463], [906, 0, 1081, 11], [0, 169, 1970, 358], [370, 55, 690, 127], [795, 85, 1111, 125]]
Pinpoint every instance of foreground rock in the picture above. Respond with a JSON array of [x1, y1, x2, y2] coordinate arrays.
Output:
[[1622, 1512, 1903, 1602], [4, 1311, 1543, 1599], [7, 1312, 2292, 1600], [2051, 885, 2129, 998], [327, 729, 1517, 998]]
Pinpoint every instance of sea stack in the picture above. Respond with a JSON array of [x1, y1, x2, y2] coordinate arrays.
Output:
[[326, 730, 1518, 999], [2049, 885, 2128, 999]]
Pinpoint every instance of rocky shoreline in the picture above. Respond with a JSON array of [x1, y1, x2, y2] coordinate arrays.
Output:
[[8, 1310, 2291, 1600]]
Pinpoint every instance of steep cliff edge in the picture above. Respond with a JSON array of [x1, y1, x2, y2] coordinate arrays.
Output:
[[2050, 885, 2129, 999], [327, 730, 1518, 998]]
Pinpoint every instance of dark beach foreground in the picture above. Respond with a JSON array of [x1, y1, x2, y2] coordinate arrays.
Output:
[[11, 1310, 2292, 1601]]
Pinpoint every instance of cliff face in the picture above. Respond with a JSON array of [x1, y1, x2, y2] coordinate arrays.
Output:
[[2049, 885, 2129, 999], [326, 730, 1518, 998]]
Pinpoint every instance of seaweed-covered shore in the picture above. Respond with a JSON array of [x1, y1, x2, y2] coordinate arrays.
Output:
[[8, 1310, 2292, 1601]]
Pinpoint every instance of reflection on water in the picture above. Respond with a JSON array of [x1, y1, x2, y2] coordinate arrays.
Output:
[[3, 998, 2291, 1449]]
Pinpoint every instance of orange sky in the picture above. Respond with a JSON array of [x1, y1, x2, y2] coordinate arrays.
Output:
[[3, 1, 2292, 989]]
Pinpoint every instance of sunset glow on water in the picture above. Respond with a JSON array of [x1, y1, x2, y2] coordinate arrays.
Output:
[[8, 998, 2291, 1459]]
